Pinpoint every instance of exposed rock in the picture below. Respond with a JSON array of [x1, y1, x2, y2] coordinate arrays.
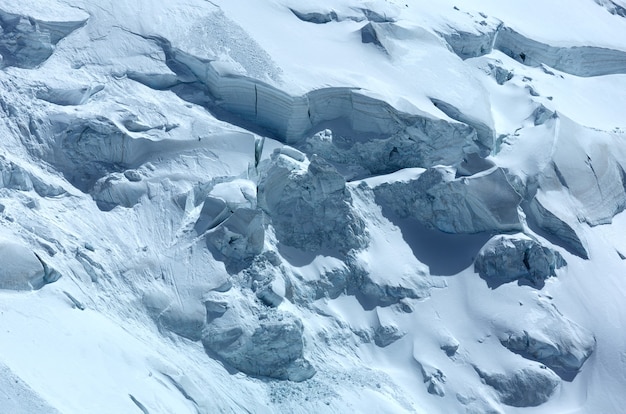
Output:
[[258, 151, 366, 253], [474, 234, 566, 288], [476, 364, 560, 407], [201, 293, 315, 381], [374, 166, 523, 234]]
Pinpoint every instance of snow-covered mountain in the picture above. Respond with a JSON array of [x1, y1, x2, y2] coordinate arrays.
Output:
[[1, 0, 626, 412]]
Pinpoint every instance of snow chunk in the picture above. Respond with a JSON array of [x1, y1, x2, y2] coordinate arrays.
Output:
[[0, 156, 65, 197], [202, 292, 315, 381], [0, 240, 57, 290], [258, 151, 366, 253], [206, 208, 265, 263], [474, 234, 566, 289], [36, 85, 104, 106], [0, 3, 88, 69], [475, 364, 559, 407], [496, 300, 596, 381], [374, 166, 522, 234]]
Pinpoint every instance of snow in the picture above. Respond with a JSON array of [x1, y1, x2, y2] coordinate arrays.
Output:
[[1, 0, 626, 412]]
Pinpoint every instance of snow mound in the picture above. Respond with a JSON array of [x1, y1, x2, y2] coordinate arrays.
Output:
[[476, 364, 560, 407], [0, 240, 59, 290]]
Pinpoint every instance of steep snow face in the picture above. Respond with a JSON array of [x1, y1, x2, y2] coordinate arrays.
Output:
[[1, 0, 625, 413]]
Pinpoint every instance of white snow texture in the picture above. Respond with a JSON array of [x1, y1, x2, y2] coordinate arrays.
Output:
[[0, 0, 625, 413]]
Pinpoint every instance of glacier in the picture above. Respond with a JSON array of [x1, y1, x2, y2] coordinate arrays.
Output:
[[1, 0, 626, 413]]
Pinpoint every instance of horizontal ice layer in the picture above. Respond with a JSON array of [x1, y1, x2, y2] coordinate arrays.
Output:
[[130, 35, 493, 163], [443, 24, 626, 77]]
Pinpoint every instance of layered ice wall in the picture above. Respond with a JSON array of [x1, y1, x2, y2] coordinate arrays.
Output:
[[0, 0, 625, 413]]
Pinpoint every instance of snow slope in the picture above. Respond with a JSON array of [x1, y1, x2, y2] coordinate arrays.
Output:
[[0, 0, 625, 412]]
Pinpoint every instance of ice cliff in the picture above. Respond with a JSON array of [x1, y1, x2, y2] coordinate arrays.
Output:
[[0, 0, 625, 413]]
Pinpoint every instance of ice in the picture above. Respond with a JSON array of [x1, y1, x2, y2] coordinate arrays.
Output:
[[0, 240, 50, 290], [201, 291, 315, 381], [474, 234, 566, 289], [0, 3, 87, 69], [495, 300, 596, 381], [475, 364, 560, 407], [374, 166, 523, 234], [258, 151, 366, 253], [1, 0, 625, 412], [206, 207, 265, 263], [444, 24, 626, 76]]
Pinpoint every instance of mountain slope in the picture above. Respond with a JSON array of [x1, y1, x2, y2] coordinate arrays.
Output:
[[0, 0, 625, 413]]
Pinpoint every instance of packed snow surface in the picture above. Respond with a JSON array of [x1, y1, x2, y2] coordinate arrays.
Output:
[[0, 0, 625, 413]]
